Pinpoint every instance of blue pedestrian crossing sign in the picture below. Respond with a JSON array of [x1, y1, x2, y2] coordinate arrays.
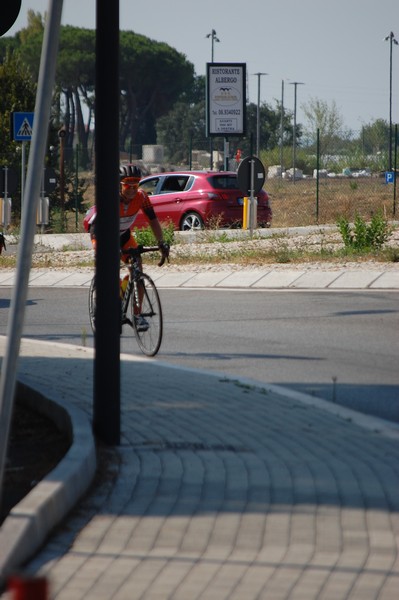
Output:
[[12, 112, 34, 141]]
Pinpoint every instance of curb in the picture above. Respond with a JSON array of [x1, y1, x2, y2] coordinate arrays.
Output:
[[0, 382, 97, 586]]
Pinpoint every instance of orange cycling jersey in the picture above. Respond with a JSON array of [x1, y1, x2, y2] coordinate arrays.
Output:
[[119, 188, 156, 234], [83, 189, 156, 235], [85, 188, 157, 256]]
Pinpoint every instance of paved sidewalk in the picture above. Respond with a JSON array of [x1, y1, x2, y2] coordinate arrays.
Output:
[[1, 337, 399, 599], [0, 266, 399, 290], [1, 230, 398, 290]]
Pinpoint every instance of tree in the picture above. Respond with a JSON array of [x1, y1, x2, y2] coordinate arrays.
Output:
[[156, 75, 208, 163], [119, 31, 195, 151], [0, 49, 36, 169], [157, 100, 206, 164], [17, 9, 45, 44], [301, 97, 349, 153], [156, 85, 296, 164], [246, 101, 295, 151], [16, 17, 95, 167], [2, 16, 196, 166], [56, 26, 95, 166], [359, 119, 390, 155]]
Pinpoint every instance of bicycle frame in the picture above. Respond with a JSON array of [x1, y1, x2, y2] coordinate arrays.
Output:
[[120, 258, 140, 327]]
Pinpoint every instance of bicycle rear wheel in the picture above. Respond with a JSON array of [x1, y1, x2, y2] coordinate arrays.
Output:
[[131, 273, 163, 356], [88, 275, 96, 333]]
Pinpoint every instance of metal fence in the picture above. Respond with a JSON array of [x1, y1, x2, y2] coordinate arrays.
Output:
[[123, 132, 398, 227], [67, 139, 399, 231], [265, 176, 396, 228], [2, 128, 397, 233]]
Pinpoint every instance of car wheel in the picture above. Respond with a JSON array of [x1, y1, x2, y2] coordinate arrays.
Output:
[[180, 212, 204, 231]]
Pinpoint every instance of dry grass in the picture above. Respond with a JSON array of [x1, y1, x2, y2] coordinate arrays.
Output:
[[266, 177, 396, 227], [42, 171, 398, 234]]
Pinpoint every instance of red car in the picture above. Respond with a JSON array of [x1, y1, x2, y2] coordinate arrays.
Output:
[[134, 170, 272, 231]]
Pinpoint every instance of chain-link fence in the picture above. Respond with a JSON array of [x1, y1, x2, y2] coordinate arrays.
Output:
[[3, 128, 397, 233], [122, 130, 398, 227], [265, 176, 396, 228], [264, 126, 397, 226]]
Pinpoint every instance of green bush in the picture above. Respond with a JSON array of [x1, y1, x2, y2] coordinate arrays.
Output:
[[49, 208, 67, 233], [337, 212, 392, 251], [134, 221, 175, 246]]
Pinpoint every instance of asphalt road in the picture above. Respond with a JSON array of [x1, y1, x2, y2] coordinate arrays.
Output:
[[0, 286, 398, 423]]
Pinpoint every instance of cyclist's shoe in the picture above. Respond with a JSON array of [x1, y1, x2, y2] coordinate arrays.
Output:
[[134, 315, 149, 332], [121, 316, 133, 335], [122, 316, 130, 325]]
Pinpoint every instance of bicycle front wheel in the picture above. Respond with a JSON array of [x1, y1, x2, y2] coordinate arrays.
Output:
[[88, 275, 96, 334], [131, 273, 163, 356]]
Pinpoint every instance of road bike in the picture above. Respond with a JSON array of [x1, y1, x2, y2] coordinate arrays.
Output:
[[89, 246, 165, 356]]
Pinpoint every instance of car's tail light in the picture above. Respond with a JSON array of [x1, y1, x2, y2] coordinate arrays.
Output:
[[208, 191, 234, 203], [258, 190, 270, 207], [209, 191, 238, 204]]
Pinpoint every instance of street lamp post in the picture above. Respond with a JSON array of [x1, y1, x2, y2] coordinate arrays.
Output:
[[290, 81, 304, 184], [206, 29, 220, 170], [384, 32, 398, 171], [206, 29, 220, 63], [255, 72, 267, 157], [280, 80, 284, 176], [58, 127, 66, 226]]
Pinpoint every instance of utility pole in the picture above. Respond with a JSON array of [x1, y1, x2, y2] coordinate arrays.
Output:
[[255, 73, 267, 157], [93, 0, 121, 444], [206, 29, 220, 170], [280, 80, 284, 175], [384, 32, 398, 171], [290, 81, 304, 184]]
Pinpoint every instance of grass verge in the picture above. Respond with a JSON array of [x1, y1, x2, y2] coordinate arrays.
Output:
[[1, 226, 398, 269]]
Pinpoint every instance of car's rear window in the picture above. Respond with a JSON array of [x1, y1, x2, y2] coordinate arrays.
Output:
[[208, 175, 239, 190]]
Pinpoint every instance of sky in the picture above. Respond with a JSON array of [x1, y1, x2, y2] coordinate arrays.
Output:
[[4, 0, 399, 133]]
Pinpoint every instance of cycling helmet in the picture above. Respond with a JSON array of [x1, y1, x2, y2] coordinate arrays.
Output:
[[120, 164, 142, 182]]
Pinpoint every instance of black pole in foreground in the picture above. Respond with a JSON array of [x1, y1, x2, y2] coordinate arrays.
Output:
[[93, 0, 121, 444]]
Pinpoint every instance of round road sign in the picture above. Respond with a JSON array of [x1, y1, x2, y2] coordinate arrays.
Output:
[[237, 156, 265, 196], [0, 1, 22, 37]]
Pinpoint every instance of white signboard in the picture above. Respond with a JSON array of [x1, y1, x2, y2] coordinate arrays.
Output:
[[206, 63, 246, 136]]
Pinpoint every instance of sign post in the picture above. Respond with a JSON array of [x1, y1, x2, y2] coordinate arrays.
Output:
[[0, 0, 63, 534], [0, 167, 11, 227], [237, 156, 266, 235], [0, 166, 18, 227]]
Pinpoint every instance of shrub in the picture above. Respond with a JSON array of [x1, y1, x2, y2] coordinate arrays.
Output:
[[337, 212, 392, 251], [134, 221, 175, 247]]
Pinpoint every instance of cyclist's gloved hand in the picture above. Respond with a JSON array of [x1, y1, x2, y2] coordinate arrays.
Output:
[[158, 241, 170, 266]]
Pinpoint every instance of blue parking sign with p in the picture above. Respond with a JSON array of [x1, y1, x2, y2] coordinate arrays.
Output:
[[385, 171, 395, 184], [13, 112, 34, 141]]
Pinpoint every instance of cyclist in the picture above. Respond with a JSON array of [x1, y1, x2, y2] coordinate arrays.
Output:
[[0, 232, 6, 255], [85, 164, 169, 330]]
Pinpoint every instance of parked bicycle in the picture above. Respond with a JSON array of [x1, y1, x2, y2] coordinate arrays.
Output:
[[89, 246, 166, 356]]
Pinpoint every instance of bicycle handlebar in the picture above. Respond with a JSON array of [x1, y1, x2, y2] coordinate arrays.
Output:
[[122, 245, 169, 267]]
